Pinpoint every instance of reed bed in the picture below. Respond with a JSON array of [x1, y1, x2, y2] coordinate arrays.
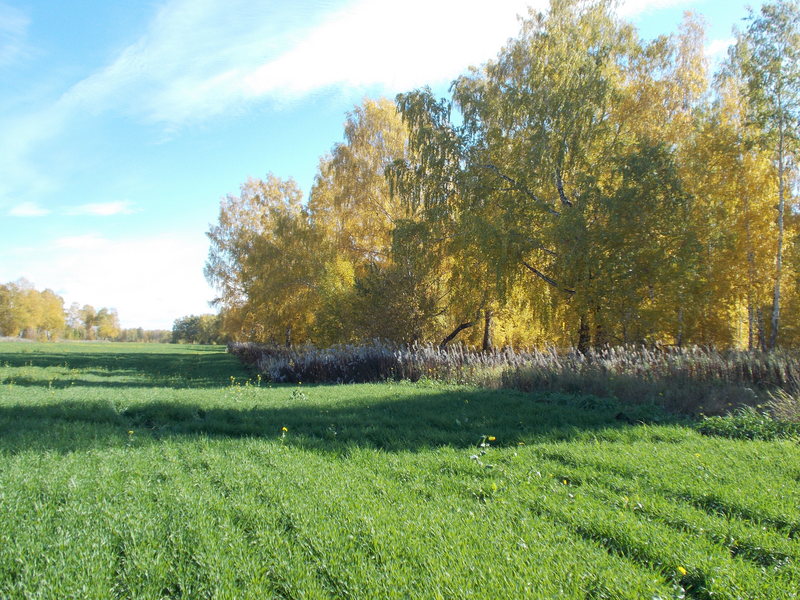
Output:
[[228, 342, 800, 415]]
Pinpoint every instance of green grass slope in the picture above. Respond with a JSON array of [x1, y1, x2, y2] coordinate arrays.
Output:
[[1, 342, 798, 599]]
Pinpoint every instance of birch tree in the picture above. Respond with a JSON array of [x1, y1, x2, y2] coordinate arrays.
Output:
[[737, 0, 800, 348]]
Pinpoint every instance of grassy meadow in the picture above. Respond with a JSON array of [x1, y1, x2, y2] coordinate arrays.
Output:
[[1, 342, 799, 599]]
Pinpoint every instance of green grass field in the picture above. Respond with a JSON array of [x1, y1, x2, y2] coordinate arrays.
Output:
[[1, 342, 799, 599]]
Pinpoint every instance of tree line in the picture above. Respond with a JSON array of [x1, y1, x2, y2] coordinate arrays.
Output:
[[0, 279, 172, 342], [0, 279, 231, 344], [207, 0, 800, 351]]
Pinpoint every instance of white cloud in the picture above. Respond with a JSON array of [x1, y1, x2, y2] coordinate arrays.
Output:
[[0, 0, 712, 208], [8, 201, 49, 217], [53, 234, 109, 250], [0, 232, 216, 329], [4, 0, 700, 135], [0, 2, 29, 67], [618, 0, 696, 18], [245, 0, 539, 99], [47, 0, 543, 125], [706, 37, 735, 60], [0, 0, 538, 205], [66, 201, 135, 216]]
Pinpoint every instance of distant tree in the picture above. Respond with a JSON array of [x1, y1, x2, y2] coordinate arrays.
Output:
[[95, 308, 120, 340], [0, 282, 23, 337], [172, 314, 224, 344], [39, 289, 66, 340], [0, 279, 65, 340], [116, 328, 172, 343], [78, 305, 98, 340]]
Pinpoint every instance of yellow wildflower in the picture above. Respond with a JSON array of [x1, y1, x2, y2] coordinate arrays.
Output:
[[281, 426, 288, 432], [127, 430, 134, 435], [487, 436, 496, 441], [677, 566, 687, 576]]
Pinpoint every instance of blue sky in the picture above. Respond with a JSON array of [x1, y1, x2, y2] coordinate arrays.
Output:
[[0, 0, 752, 329]]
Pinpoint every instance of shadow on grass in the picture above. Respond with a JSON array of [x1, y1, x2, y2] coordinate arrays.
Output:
[[0, 349, 251, 389], [0, 387, 674, 454]]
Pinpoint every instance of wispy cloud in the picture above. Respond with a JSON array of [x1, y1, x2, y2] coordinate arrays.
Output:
[[66, 201, 135, 217], [0, 0, 712, 208], [5, 0, 702, 133], [0, 0, 536, 205], [53, 0, 543, 125], [8, 201, 49, 217], [0, 2, 30, 67], [245, 0, 539, 99], [59, 0, 330, 126]]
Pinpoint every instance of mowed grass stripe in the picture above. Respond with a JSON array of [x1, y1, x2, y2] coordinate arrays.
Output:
[[1, 341, 799, 598], [521, 454, 800, 575], [0, 440, 676, 598], [249, 445, 675, 598], [532, 442, 800, 537]]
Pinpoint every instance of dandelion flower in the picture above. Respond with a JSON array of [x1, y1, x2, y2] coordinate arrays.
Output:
[[281, 426, 288, 432], [562, 479, 568, 485], [127, 430, 134, 435], [677, 566, 687, 576], [487, 436, 496, 441]]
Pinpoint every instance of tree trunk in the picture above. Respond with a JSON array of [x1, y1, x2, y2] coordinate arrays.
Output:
[[744, 187, 757, 352], [757, 307, 767, 352], [593, 307, 607, 348], [439, 321, 476, 349], [285, 326, 292, 348], [482, 310, 494, 353], [577, 314, 590, 354], [769, 125, 785, 350]]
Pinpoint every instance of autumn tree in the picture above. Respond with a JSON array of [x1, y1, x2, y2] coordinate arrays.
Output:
[[0, 280, 65, 340], [735, 0, 800, 348], [392, 0, 640, 349], [309, 98, 431, 344], [205, 0, 800, 351], [206, 174, 327, 344], [172, 314, 223, 344]]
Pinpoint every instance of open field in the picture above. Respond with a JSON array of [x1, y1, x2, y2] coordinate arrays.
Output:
[[1, 342, 799, 599]]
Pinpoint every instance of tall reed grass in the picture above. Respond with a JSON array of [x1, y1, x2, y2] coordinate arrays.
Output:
[[228, 341, 800, 415]]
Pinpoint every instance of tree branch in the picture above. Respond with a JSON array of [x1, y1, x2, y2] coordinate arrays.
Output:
[[439, 321, 477, 349], [476, 164, 561, 216], [521, 260, 575, 295], [554, 169, 573, 207]]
